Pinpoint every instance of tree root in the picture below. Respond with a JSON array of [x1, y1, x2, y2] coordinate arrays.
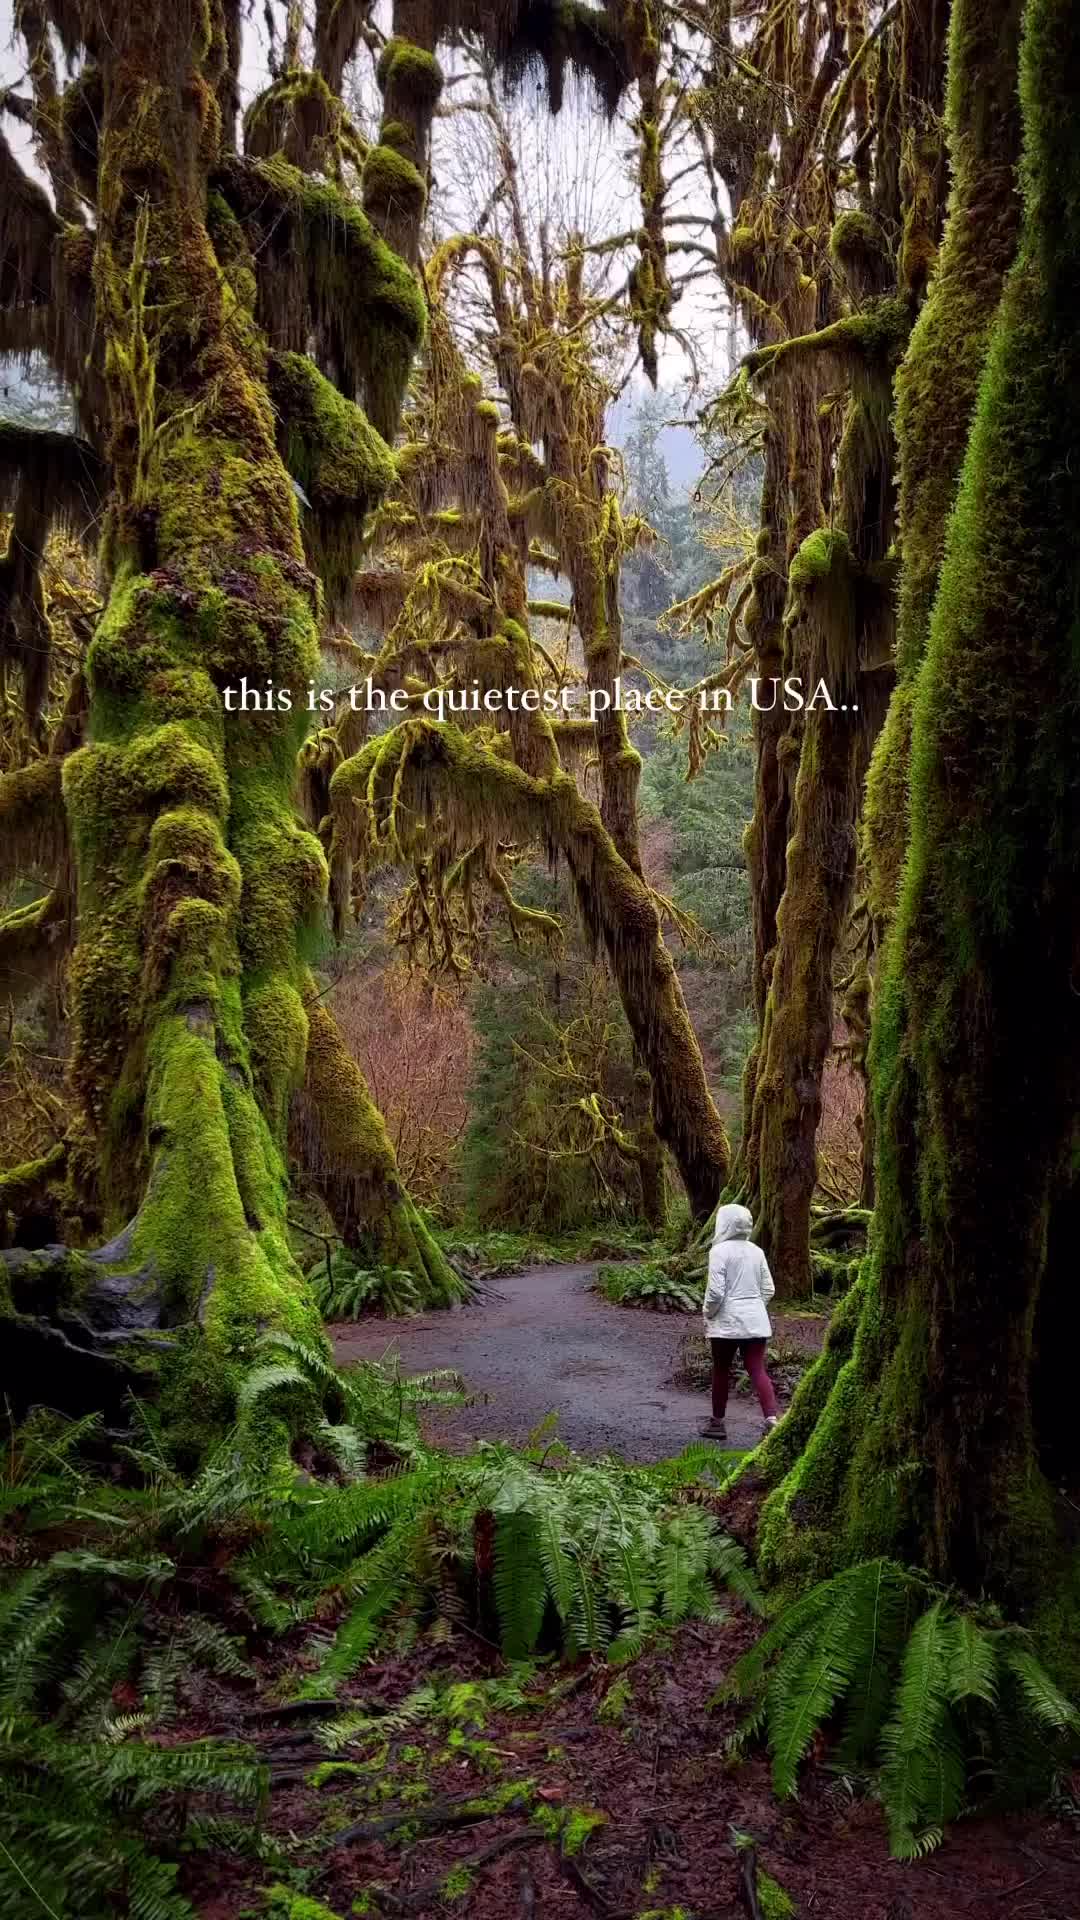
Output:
[[371, 1830, 546, 1913], [0, 1213, 180, 1418], [555, 1842, 631, 1919]]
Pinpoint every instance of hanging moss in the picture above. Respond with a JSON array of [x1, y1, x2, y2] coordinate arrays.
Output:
[[221, 154, 426, 440], [0, 422, 104, 731], [243, 68, 336, 168], [268, 350, 394, 618], [495, 0, 630, 116], [329, 714, 728, 1217]]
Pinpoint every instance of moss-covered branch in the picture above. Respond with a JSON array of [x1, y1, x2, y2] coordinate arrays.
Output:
[[331, 716, 728, 1216]]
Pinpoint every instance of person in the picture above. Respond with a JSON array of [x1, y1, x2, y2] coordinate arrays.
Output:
[[699, 1202, 780, 1441]]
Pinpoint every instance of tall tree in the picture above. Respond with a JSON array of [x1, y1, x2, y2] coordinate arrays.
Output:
[[324, 189, 730, 1217], [756, 0, 1080, 1646], [0, 0, 630, 1427]]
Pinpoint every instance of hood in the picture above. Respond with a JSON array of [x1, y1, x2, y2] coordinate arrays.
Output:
[[712, 1203, 753, 1243]]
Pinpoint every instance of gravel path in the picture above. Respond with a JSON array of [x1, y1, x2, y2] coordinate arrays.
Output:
[[331, 1261, 773, 1461]]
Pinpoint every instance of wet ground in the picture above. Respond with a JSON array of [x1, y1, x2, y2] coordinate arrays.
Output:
[[331, 1261, 798, 1459]]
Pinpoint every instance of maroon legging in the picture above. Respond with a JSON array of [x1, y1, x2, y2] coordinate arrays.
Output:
[[710, 1337, 779, 1420]]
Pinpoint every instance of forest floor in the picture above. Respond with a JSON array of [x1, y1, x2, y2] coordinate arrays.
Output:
[[331, 1262, 824, 1459], [186, 1586, 1080, 1920], [174, 1273, 1080, 1919]]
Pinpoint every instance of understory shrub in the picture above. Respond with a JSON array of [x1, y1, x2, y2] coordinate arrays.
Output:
[[724, 1557, 1080, 1859], [594, 1261, 698, 1313], [0, 1354, 756, 1914], [307, 1251, 423, 1319], [440, 1222, 660, 1279]]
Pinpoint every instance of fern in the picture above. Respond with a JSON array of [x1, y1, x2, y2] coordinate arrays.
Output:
[[0, 1720, 266, 1920], [493, 1509, 547, 1658], [594, 1263, 699, 1313], [879, 1601, 966, 1856], [173, 1615, 255, 1682], [1001, 1643, 1080, 1734], [730, 1559, 1080, 1858], [308, 1255, 424, 1321]]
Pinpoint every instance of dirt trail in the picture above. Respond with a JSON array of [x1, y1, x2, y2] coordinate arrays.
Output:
[[332, 1261, 772, 1460]]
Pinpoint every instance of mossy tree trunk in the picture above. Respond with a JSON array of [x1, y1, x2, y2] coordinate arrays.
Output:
[[51, 0, 328, 1421], [0, 0, 469, 1434], [863, 0, 1025, 936], [738, 6, 947, 1293], [756, 0, 1080, 1649]]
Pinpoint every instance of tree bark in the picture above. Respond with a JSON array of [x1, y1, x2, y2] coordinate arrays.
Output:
[[0, 0, 445, 1437], [756, 0, 1080, 1650]]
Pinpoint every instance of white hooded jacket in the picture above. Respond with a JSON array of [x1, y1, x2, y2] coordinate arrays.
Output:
[[702, 1203, 775, 1340]]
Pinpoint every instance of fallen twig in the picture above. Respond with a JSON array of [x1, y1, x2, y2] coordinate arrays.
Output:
[[371, 1830, 545, 1912], [335, 1791, 532, 1849], [555, 1843, 630, 1919], [736, 1841, 764, 1920]]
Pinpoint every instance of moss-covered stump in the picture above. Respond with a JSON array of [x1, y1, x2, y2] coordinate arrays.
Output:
[[755, 0, 1080, 1669]]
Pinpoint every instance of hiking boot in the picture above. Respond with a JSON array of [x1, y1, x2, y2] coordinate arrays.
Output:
[[699, 1417, 727, 1441], [763, 1414, 782, 1433]]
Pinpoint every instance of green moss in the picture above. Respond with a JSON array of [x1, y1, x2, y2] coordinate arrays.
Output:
[[264, 1888, 346, 1920], [379, 119, 415, 156], [243, 68, 335, 168], [268, 350, 394, 616], [375, 38, 444, 108], [362, 143, 426, 221], [246, 156, 426, 440], [829, 209, 888, 271], [757, 1871, 796, 1919], [866, 0, 1024, 927], [207, 189, 259, 317]]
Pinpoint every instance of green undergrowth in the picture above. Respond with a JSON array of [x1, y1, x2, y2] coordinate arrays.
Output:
[[435, 1221, 666, 1279], [306, 1251, 428, 1319], [0, 1355, 755, 1919], [594, 1261, 699, 1313], [722, 1557, 1080, 1860]]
